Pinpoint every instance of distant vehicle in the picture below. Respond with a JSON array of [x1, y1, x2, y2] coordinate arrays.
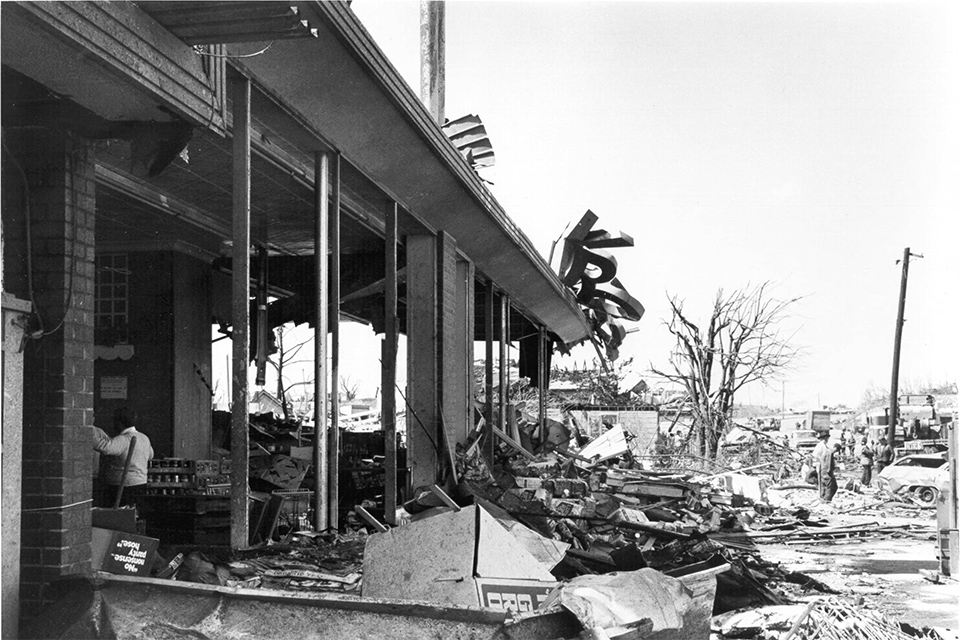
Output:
[[787, 429, 819, 451], [877, 452, 948, 505], [779, 411, 831, 450]]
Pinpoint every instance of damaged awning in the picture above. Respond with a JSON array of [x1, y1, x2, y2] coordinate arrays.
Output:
[[135, 2, 319, 45]]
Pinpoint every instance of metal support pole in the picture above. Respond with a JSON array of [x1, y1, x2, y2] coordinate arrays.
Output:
[[383, 202, 399, 523], [484, 280, 495, 461], [538, 325, 547, 433], [887, 247, 911, 448], [313, 151, 330, 532], [328, 153, 341, 530], [499, 294, 509, 436], [255, 245, 268, 387], [230, 76, 251, 549]]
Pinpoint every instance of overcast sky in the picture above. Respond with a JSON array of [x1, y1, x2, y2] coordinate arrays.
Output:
[[341, 1, 959, 411]]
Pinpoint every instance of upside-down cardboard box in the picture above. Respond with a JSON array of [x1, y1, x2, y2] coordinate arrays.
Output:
[[362, 502, 565, 612]]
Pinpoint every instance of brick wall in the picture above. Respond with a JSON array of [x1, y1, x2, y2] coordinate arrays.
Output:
[[13, 131, 97, 620]]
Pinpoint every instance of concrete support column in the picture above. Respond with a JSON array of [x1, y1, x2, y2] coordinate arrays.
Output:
[[2, 294, 31, 640], [406, 234, 439, 489], [13, 133, 97, 620], [436, 231, 460, 477], [230, 77, 251, 548]]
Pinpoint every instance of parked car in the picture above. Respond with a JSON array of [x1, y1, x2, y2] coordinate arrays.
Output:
[[877, 452, 948, 504], [787, 429, 819, 451]]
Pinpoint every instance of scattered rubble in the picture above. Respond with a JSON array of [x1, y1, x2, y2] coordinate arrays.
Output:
[[115, 416, 953, 639]]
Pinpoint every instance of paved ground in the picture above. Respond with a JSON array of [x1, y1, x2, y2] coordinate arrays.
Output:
[[757, 498, 959, 631]]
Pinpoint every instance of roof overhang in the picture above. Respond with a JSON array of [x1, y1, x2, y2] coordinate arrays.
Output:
[[227, 2, 590, 345], [2, 0, 590, 345]]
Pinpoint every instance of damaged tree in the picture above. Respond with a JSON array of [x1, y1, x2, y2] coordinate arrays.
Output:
[[268, 324, 312, 421], [652, 282, 801, 459]]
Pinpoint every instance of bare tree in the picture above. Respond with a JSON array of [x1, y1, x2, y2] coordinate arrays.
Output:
[[268, 323, 312, 420], [651, 282, 801, 458], [339, 376, 360, 403]]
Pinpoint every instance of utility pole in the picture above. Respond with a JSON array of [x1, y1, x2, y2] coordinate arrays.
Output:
[[888, 247, 918, 447], [419, 0, 445, 125]]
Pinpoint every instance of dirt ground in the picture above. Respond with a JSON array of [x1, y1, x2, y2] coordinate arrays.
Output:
[[760, 462, 959, 632]]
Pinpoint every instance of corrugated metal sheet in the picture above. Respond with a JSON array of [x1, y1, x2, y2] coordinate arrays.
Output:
[[442, 114, 495, 169], [137, 2, 317, 45]]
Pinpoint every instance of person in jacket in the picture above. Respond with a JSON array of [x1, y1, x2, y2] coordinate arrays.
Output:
[[93, 407, 154, 507], [858, 436, 875, 486], [876, 436, 894, 474]]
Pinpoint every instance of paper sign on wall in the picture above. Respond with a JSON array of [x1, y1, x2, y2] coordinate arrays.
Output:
[[100, 376, 128, 399]]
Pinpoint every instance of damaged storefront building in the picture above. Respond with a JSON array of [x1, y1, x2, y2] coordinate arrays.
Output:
[[1, 1, 601, 635]]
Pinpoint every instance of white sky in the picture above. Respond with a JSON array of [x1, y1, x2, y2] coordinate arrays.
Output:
[[220, 2, 960, 413], [346, 0, 960, 411]]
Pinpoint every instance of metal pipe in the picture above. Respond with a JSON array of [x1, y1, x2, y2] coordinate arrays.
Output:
[[329, 153, 341, 530], [484, 280, 495, 461], [313, 150, 330, 532]]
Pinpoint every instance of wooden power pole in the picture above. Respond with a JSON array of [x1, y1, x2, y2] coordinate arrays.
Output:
[[887, 247, 912, 448]]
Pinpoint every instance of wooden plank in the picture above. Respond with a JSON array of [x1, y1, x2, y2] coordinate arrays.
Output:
[[429, 484, 460, 512], [492, 427, 536, 462], [355, 506, 388, 533], [313, 151, 330, 532], [229, 77, 251, 549], [382, 201, 398, 523], [94, 165, 229, 238], [329, 153, 341, 531]]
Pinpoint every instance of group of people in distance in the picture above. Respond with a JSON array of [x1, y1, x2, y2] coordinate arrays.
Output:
[[801, 431, 893, 503]]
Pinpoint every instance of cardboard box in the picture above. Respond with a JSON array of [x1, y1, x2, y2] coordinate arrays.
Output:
[[91, 527, 158, 577], [362, 503, 559, 610]]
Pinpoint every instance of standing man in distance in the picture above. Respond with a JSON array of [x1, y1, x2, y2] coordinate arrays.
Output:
[[875, 436, 894, 475], [857, 436, 875, 487]]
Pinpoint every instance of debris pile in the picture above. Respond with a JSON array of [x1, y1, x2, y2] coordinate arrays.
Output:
[[712, 599, 952, 640], [95, 411, 952, 639], [150, 530, 367, 594]]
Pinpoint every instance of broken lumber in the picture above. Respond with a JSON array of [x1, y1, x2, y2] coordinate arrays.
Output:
[[493, 426, 537, 461], [429, 484, 461, 511], [355, 506, 388, 532]]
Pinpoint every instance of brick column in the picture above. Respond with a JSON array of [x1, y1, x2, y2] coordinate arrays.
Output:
[[15, 132, 97, 620]]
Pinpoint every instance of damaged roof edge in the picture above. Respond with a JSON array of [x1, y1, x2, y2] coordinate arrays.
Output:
[[295, 1, 590, 346]]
